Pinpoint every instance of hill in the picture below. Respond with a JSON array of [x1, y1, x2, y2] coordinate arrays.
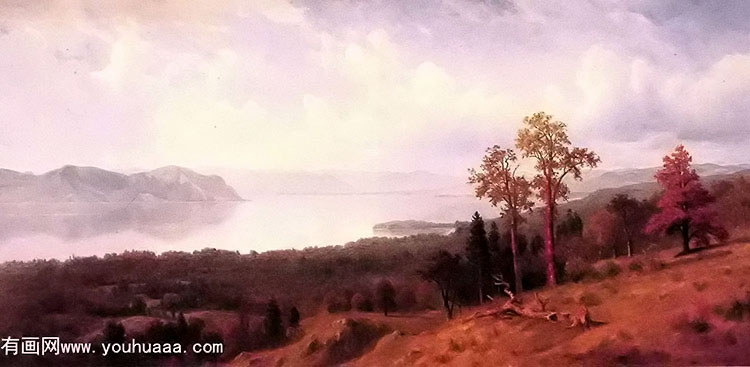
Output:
[[0, 165, 242, 202], [231, 242, 750, 366], [567, 163, 750, 194]]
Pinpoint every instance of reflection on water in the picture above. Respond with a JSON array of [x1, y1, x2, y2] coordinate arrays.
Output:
[[0, 202, 238, 241], [0, 194, 495, 262]]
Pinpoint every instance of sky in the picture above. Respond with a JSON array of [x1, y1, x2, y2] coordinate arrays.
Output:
[[1, 0, 749, 176]]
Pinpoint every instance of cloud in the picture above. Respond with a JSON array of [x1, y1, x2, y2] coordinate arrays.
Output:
[[0, 0, 749, 174]]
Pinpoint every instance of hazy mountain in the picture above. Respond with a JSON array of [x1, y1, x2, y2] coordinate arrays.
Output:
[[0, 165, 242, 203], [218, 169, 469, 196], [217, 163, 750, 198], [567, 163, 750, 194]]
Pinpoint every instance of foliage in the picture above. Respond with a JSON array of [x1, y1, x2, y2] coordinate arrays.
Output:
[[465, 212, 492, 302], [557, 209, 583, 238], [468, 147, 533, 293], [584, 209, 619, 258], [420, 251, 467, 319], [516, 111, 600, 285], [375, 280, 397, 316], [607, 194, 648, 256], [645, 145, 728, 253]]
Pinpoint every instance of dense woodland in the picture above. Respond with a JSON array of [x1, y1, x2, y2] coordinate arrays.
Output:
[[2, 114, 750, 366]]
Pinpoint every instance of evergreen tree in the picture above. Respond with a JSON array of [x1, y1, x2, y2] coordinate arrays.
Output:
[[487, 221, 501, 258], [465, 211, 491, 303], [289, 306, 300, 328], [263, 299, 284, 345]]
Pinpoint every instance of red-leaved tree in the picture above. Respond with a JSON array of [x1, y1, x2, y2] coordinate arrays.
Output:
[[645, 145, 728, 254]]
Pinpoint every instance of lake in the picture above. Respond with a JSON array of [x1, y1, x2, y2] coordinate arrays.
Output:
[[0, 193, 497, 262]]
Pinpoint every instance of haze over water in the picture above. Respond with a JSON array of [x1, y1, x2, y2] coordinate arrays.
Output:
[[0, 194, 496, 262]]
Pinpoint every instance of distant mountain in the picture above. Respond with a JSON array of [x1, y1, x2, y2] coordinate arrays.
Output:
[[567, 163, 750, 194], [217, 169, 469, 196], [0, 165, 242, 203]]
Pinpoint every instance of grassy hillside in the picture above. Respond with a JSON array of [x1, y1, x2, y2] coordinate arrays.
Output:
[[232, 241, 750, 366]]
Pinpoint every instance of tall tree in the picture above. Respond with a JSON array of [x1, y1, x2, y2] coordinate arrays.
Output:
[[376, 279, 397, 316], [465, 211, 491, 303], [469, 147, 533, 293], [516, 112, 600, 285], [607, 194, 641, 257], [645, 145, 728, 254]]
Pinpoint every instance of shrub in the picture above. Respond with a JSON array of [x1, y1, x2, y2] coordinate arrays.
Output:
[[351, 293, 374, 312], [628, 261, 644, 272], [599, 261, 621, 278], [724, 300, 745, 321], [564, 258, 599, 283], [687, 316, 711, 333]]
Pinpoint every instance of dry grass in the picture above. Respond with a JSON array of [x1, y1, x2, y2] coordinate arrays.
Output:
[[231, 242, 750, 367]]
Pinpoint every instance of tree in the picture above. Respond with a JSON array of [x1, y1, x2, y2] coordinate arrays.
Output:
[[376, 279, 397, 316], [289, 306, 300, 328], [469, 147, 534, 294], [421, 251, 463, 319], [645, 145, 728, 254], [263, 299, 284, 345], [488, 221, 501, 255], [465, 212, 492, 303], [516, 112, 600, 285], [584, 209, 619, 258], [607, 194, 641, 256], [556, 209, 583, 238]]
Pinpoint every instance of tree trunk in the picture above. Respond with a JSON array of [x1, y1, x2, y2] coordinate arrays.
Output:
[[681, 222, 690, 253], [626, 238, 633, 257], [442, 290, 453, 319], [510, 216, 523, 294], [544, 183, 557, 286], [478, 266, 483, 304]]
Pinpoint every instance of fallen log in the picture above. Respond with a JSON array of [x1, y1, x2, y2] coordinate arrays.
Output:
[[468, 277, 594, 328]]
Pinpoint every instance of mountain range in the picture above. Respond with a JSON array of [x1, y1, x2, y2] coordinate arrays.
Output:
[[0, 165, 242, 203], [215, 163, 750, 198]]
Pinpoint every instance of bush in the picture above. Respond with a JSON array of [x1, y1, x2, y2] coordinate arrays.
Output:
[[599, 261, 621, 278], [564, 258, 599, 283], [351, 293, 374, 312], [687, 316, 711, 333], [628, 261, 644, 272]]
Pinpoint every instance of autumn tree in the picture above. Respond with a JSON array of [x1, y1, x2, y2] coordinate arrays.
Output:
[[516, 112, 600, 285], [584, 209, 619, 258], [607, 194, 641, 257], [645, 145, 728, 254], [465, 212, 492, 302], [469, 147, 533, 293]]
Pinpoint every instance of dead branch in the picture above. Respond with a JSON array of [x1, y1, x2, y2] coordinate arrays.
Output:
[[468, 275, 597, 327]]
